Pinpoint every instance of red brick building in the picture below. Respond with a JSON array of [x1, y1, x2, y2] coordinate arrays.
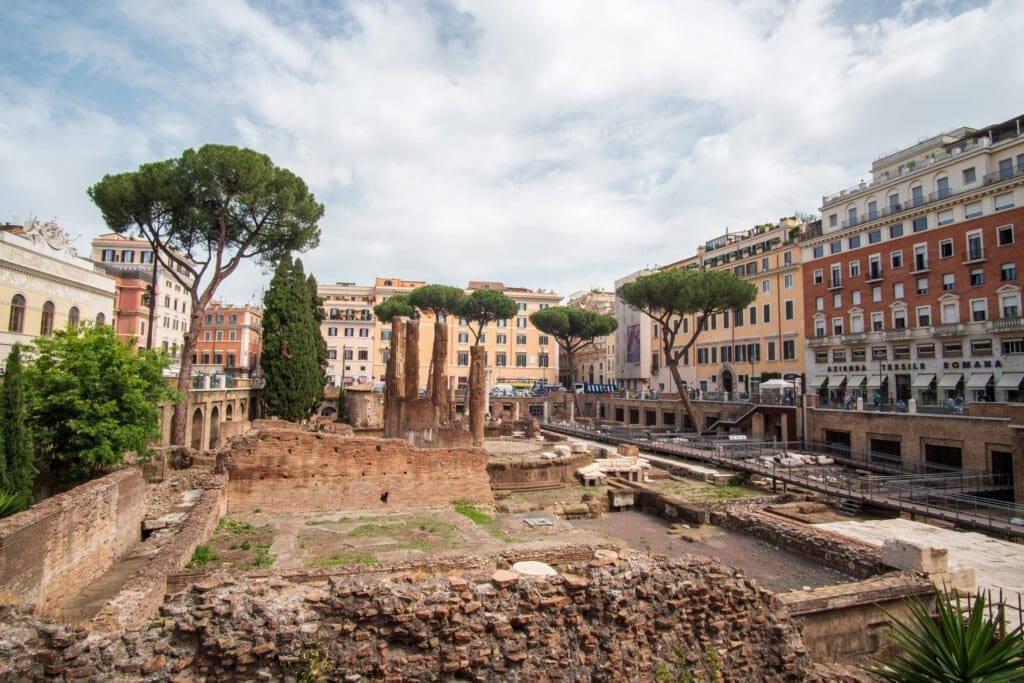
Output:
[[803, 114, 1024, 406]]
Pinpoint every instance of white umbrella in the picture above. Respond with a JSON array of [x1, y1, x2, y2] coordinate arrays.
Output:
[[759, 379, 794, 390]]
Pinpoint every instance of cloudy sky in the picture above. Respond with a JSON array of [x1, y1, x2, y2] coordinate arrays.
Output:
[[2, 0, 1023, 305]]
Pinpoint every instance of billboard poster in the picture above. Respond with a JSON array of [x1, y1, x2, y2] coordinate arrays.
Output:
[[626, 324, 641, 363]]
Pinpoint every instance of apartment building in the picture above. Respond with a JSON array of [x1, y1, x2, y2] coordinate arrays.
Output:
[[193, 302, 262, 375], [614, 268, 670, 392], [0, 220, 114, 364], [90, 233, 193, 360], [670, 218, 807, 395], [317, 278, 561, 390], [804, 113, 1024, 405], [561, 289, 617, 387]]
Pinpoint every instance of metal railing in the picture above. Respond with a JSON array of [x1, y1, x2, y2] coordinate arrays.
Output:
[[957, 588, 1024, 632]]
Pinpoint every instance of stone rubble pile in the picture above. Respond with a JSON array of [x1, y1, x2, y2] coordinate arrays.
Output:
[[0, 552, 813, 681]]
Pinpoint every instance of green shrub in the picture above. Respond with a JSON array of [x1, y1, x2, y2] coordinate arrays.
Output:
[[0, 491, 28, 519], [452, 500, 492, 525], [186, 545, 218, 569]]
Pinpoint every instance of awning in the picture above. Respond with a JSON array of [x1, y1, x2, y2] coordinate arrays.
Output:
[[808, 375, 826, 388], [966, 373, 993, 389], [911, 373, 936, 389], [938, 373, 963, 389], [866, 375, 884, 388], [828, 374, 847, 387], [847, 374, 867, 386], [997, 372, 1024, 389]]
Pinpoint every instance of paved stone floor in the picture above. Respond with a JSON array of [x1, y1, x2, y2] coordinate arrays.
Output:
[[817, 518, 1024, 597]]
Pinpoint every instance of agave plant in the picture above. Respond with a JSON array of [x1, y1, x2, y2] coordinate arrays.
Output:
[[867, 587, 1024, 682], [0, 490, 28, 519]]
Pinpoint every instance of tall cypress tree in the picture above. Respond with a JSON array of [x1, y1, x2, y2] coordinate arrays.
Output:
[[1, 345, 35, 503], [307, 272, 328, 406], [261, 256, 326, 421]]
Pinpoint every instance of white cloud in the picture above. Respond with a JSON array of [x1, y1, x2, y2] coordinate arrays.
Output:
[[1, 0, 1022, 305]]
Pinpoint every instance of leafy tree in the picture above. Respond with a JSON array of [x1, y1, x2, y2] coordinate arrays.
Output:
[[409, 285, 466, 422], [88, 144, 323, 445], [373, 294, 416, 322], [531, 306, 617, 416], [867, 587, 1024, 682], [0, 344, 34, 509], [25, 324, 179, 482], [617, 268, 757, 431], [260, 256, 327, 422], [307, 272, 328, 381], [458, 289, 518, 445]]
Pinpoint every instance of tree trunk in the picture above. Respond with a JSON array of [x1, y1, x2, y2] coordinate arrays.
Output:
[[469, 345, 485, 446], [668, 361, 699, 432], [566, 347, 582, 420], [171, 308, 204, 446], [404, 319, 419, 400], [430, 320, 449, 425]]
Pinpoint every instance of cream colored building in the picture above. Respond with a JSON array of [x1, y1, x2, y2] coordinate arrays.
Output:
[[317, 277, 561, 390], [0, 219, 115, 364], [562, 289, 617, 387], [614, 268, 672, 392]]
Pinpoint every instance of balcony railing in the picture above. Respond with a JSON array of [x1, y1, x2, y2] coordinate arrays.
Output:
[[884, 328, 910, 340], [964, 248, 985, 262], [866, 268, 884, 282], [932, 323, 963, 337], [842, 333, 867, 344], [991, 316, 1024, 331]]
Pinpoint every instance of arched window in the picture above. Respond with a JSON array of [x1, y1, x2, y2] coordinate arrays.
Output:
[[40, 302, 55, 336], [8, 294, 25, 332], [95, 312, 106, 325], [68, 306, 80, 328]]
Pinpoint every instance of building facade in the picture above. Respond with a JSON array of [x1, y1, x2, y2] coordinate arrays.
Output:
[[561, 289, 617, 387], [318, 282, 378, 387], [0, 219, 115, 363], [667, 217, 808, 396], [193, 302, 263, 375], [614, 268, 670, 392], [90, 233, 193, 361], [804, 114, 1024, 405]]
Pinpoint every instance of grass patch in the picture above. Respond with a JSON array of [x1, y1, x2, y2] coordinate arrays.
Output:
[[307, 552, 378, 568], [186, 544, 218, 569], [453, 500, 493, 525], [218, 516, 256, 534], [252, 542, 275, 569], [305, 516, 352, 526]]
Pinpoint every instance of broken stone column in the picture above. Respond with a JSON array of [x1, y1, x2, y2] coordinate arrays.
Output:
[[404, 318, 420, 400], [383, 317, 407, 438], [469, 345, 486, 446], [431, 319, 450, 425]]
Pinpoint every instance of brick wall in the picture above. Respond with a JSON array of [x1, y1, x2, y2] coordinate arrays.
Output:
[[224, 429, 493, 513], [487, 452, 593, 490], [0, 468, 147, 615]]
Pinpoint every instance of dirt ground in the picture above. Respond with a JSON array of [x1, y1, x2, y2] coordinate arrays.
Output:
[[647, 477, 765, 502], [573, 511, 856, 593]]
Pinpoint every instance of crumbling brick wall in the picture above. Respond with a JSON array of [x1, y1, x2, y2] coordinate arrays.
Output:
[[224, 429, 493, 513], [0, 468, 147, 616]]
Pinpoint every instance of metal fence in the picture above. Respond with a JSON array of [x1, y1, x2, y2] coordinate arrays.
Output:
[[957, 587, 1024, 632]]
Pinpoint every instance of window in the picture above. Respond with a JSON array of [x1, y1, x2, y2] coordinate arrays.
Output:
[[849, 260, 861, 278], [517, 316, 527, 328], [496, 352, 507, 366], [893, 346, 911, 360], [813, 269, 824, 284], [516, 334, 527, 345], [721, 345, 732, 362], [849, 234, 862, 249], [893, 309, 907, 329], [813, 245, 824, 259], [381, 330, 391, 341], [971, 339, 992, 356], [538, 353, 549, 367], [748, 306, 757, 325], [935, 176, 950, 198], [767, 341, 777, 361], [829, 214, 837, 227], [889, 224, 903, 238], [723, 310, 730, 328], [917, 343, 935, 359], [939, 239, 953, 259], [216, 314, 224, 323], [327, 349, 337, 360], [762, 257, 769, 272], [518, 302, 527, 311], [869, 229, 882, 244], [965, 201, 982, 219], [784, 251, 793, 266], [1003, 339, 1024, 354], [8, 294, 25, 332], [762, 304, 770, 323], [496, 319, 506, 328], [913, 244, 927, 271], [942, 273, 955, 290], [201, 352, 210, 364], [995, 193, 1014, 211], [101, 249, 115, 262], [850, 313, 864, 333], [966, 232, 984, 261], [998, 225, 1014, 246], [871, 312, 884, 331], [943, 342, 962, 357], [204, 330, 212, 341], [784, 300, 794, 320], [734, 265, 745, 277], [1002, 263, 1017, 281], [941, 301, 959, 324], [457, 351, 469, 366], [783, 340, 796, 360], [893, 282, 904, 299], [215, 331, 223, 341], [358, 349, 368, 361], [970, 299, 988, 322], [358, 328, 369, 338], [852, 290, 861, 305], [497, 333, 507, 344], [912, 217, 927, 232], [970, 268, 984, 286], [1000, 157, 1014, 180], [515, 352, 527, 367], [938, 210, 953, 226], [872, 286, 882, 303], [833, 293, 842, 308], [830, 264, 842, 287], [891, 251, 904, 269], [852, 348, 867, 361], [917, 277, 928, 295], [830, 240, 842, 255], [963, 167, 976, 184], [784, 274, 794, 288], [538, 335, 549, 345], [916, 306, 931, 327], [213, 352, 222, 365], [868, 255, 882, 279], [847, 207, 857, 225], [832, 348, 846, 362], [814, 319, 826, 337], [40, 301, 55, 336], [832, 316, 844, 335], [344, 327, 354, 337], [734, 308, 743, 326], [872, 347, 887, 360], [762, 279, 770, 293], [229, 314, 237, 324], [458, 332, 469, 343], [746, 262, 757, 276]]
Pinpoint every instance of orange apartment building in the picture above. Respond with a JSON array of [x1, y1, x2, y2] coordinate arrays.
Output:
[[192, 301, 263, 375], [804, 113, 1024, 405]]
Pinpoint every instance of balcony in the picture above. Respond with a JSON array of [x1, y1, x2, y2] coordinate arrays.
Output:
[[842, 333, 867, 344], [983, 163, 1024, 186], [883, 328, 910, 340], [932, 323, 963, 337], [808, 336, 832, 347], [828, 277, 844, 290], [990, 316, 1024, 332], [962, 248, 985, 264]]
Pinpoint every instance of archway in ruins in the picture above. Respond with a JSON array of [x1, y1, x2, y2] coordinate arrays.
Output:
[[190, 408, 204, 450], [225, 403, 234, 421], [209, 406, 221, 450]]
